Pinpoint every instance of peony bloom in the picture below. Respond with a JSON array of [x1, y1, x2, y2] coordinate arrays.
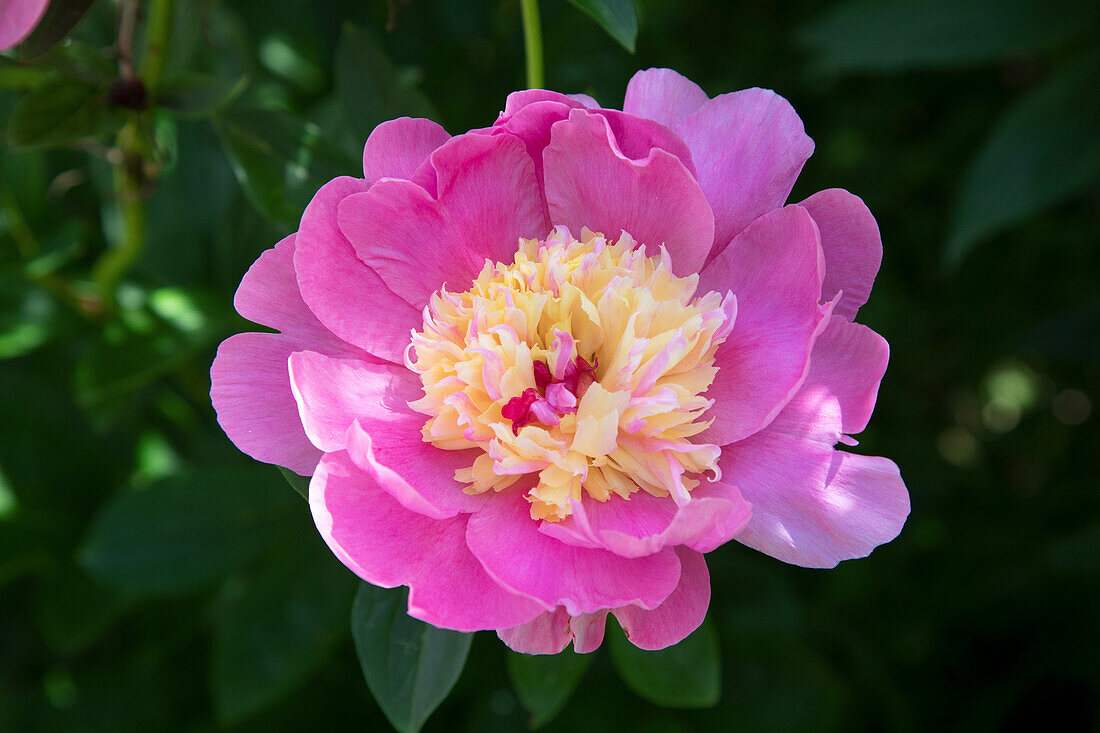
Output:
[[211, 68, 909, 653], [0, 0, 50, 51]]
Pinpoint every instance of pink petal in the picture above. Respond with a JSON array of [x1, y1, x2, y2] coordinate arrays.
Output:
[[287, 350, 416, 453], [544, 109, 714, 275], [498, 608, 572, 654], [799, 188, 882, 320], [613, 547, 710, 650], [362, 117, 450, 185], [623, 68, 710, 131], [294, 177, 420, 363], [570, 610, 608, 653], [345, 419, 487, 520], [716, 386, 909, 568], [539, 490, 751, 559], [0, 0, 49, 51], [466, 492, 683, 616], [212, 234, 363, 475], [500, 89, 590, 118], [312, 451, 546, 631], [675, 88, 815, 254], [801, 316, 890, 437], [210, 333, 323, 476], [338, 133, 549, 307], [697, 205, 830, 445]]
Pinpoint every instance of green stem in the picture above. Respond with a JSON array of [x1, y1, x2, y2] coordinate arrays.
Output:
[[519, 0, 544, 89], [139, 0, 173, 89]]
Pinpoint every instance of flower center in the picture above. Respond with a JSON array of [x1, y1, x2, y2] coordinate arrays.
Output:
[[405, 227, 735, 521]]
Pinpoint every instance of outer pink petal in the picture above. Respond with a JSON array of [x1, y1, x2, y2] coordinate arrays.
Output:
[[312, 451, 546, 631], [338, 133, 549, 307], [623, 68, 710, 131], [345, 419, 487, 519], [799, 188, 882, 320], [613, 547, 710, 650], [466, 492, 682, 616], [500, 89, 589, 118], [294, 177, 420, 363], [211, 333, 323, 476], [0, 0, 49, 51], [802, 316, 890, 437], [544, 109, 714, 275], [362, 117, 450, 185], [212, 234, 363, 476], [697, 205, 830, 445], [497, 607, 609, 655], [539, 489, 751, 559], [287, 351, 415, 453], [675, 88, 815, 254]]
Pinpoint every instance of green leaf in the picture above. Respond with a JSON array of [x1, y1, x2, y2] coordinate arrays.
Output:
[[334, 23, 438, 142], [35, 565, 133, 654], [945, 51, 1100, 266], [36, 40, 116, 84], [214, 107, 355, 229], [609, 618, 720, 708], [0, 281, 67, 360], [155, 73, 249, 118], [508, 648, 594, 728], [81, 466, 302, 593], [566, 0, 638, 52], [277, 466, 311, 500], [6, 78, 124, 150], [210, 539, 357, 724], [351, 583, 473, 733], [0, 57, 52, 89], [17, 0, 97, 60], [797, 0, 1095, 73]]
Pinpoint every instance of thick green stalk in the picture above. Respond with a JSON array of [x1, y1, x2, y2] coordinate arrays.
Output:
[[519, 0, 544, 89]]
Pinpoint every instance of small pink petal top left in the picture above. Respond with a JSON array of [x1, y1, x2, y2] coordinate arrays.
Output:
[[210, 68, 910, 654], [0, 0, 50, 51]]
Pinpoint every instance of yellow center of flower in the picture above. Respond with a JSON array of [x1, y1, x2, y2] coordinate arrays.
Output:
[[406, 227, 734, 521]]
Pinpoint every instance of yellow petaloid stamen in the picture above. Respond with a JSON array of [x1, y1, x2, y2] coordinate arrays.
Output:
[[406, 227, 735, 521]]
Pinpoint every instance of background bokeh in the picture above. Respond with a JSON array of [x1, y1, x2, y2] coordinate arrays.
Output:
[[2, 1, 1098, 731]]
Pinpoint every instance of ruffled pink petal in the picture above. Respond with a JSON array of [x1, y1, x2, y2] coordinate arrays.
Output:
[[0, 0, 49, 51], [802, 316, 890, 437], [345, 419, 487, 520], [294, 177, 420, 363], [362, 117, 450, 185], [539, 489, 751, 559], [799, 188, 882, 321], [675, 88, 815, 254], [338, 133, 549, 307], [312, 451, 546, 631], [715, 379, 908, 568], [211, 333, 323, 476], [500, 89, 590, 119], [287, 350, 416, 453], [497, 607, 608, 654], [612, 547, 710, 650], [544, 109, 714, 275], [212, 235, 364, 476], [466, 492, 683, 616], [566, 93, 600, 109], [623, 68, 710, 131], [697, 205, 830, 445]]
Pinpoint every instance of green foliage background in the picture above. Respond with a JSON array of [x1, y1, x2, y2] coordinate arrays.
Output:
[[1, 0, 1098, 731]]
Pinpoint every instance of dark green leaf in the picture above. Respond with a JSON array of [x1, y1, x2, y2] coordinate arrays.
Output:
[[35, 565, 133, 654], [36, 40, 116, 84], [0, 57, 52, 89], [214, 107, 355, 229], [798, 0, 1095, 73], [6, 78, 124, 150], [609, 618, 720, 708], [210, 539, 357, 724], [334, 23, 438, 142], [566, 0, 638, 52], [80, 466, 302, 593], [945, 51, 1100, 266], [155, 73, 249, 118], [351, 584, 473, 733], [277, 466, 310, 500], [508, 648, 594, 728], [18, 0, 97, 60], [0, 281, 66, 360]]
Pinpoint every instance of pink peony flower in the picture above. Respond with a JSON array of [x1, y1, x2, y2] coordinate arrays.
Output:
[[211, 68, 909, 653], [0, 0, 50, 51]]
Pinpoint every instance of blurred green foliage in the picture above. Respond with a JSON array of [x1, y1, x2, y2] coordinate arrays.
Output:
[[1, 0, 1099, 731]]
